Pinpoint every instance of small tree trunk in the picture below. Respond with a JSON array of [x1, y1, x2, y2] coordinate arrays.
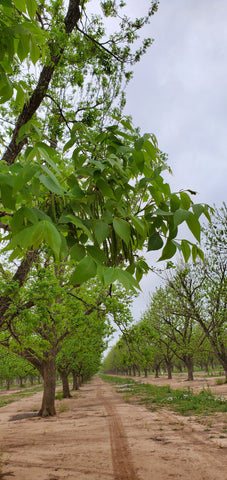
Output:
[[155, 367, 159, 378], [132, 366, 136, 377], [224, 362, 227, 381], [185, 358, 194, 381], [6, 379, 10, 390], [144, 368, 148, 378], [60, 371, 71, 398], [167, 364, 172, 379], [72, 371, 80, 390], [38, 357, 56, 417]]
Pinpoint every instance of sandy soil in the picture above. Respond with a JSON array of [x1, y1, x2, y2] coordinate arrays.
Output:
[[0, 374, 226, 480]]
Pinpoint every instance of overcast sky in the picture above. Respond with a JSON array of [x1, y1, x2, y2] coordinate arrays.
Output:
[[117, 0, 227, 326]]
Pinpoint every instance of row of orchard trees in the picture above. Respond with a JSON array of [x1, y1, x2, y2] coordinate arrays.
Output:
[[102, 205, 227, 381], [0, 255, 132, 414], [0, 0, 212, 415]]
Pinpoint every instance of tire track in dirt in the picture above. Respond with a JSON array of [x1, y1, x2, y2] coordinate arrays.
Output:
[[97, 382, 140, 480]]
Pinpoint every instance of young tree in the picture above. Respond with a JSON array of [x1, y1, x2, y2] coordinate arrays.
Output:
[[0, 346, 38, 389], [168, 206, 227, 378], [145, 286, 206, 380]]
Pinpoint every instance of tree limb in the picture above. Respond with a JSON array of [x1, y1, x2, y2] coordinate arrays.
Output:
[[1, 0, 81, 166]]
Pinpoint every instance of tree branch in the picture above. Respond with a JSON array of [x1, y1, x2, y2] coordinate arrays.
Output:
[[1, 0, 81, 166]]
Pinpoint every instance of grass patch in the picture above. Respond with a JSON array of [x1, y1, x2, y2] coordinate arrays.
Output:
[[0, 385, 44, 409], [58, 402, 68, 413], [216, 378, 227, 385], [100, 375, 227, 416], [55, 391, 63, 400]]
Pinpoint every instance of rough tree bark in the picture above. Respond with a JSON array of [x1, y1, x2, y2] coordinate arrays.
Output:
[[184, 357, 194, 381], [60, 370, 71, 398], [38, 356, 56, 417], [72, 371, 80, 390]]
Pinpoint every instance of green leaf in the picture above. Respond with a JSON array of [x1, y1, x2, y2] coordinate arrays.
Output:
[[1, 184, 15, 210], [86, 245, 106, 264], [180, 191, 191, 209], [143, 140, 157, 161], [181, 240, 191, 263], [131, 216, 146, 236], [11, 207, 38, 233], [10, 223, 42, 250], [37, 143, 60, 174], [186, 213, 201, 242], [114, 269, 140, 291], [192, 244, 198, 262], [17, 35, 30, 62], [43, 221, 62, 259], [10, 220, 62, 259], [192, 204, 204, 219], [39, 174, 64, 195], [30, 40, 40, 65], [59, 214, 93, 241], [15, 84, 25, 108], [135, 137, 144, 151], [148, 232, 163, 251], [26, 0, 37, 18], [96, 178, 115, 199], [173, 208, 191, 228], [132, 150, 144, 171], [0, 77, 13, 104], [158, 240, 177, 261], [70, 257, 97, 284], [197, 246, 204, 261], [103, 267, 118, 286], [94, 220, 110, 244], [113, 218, 131, 244], [13, 0, 27, 13], [170, 194, 181, 212], [69, 244, 86, 261]]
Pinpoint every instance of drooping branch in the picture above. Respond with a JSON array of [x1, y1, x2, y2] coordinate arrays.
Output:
[[1, 0, 81, 166], [0, 250, 38, 327]]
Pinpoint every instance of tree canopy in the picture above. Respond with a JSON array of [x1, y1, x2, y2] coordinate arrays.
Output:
[[0, 0, 213, 415]]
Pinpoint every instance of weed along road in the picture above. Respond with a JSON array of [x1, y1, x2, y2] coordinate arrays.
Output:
[[0, 376, 226, 479]]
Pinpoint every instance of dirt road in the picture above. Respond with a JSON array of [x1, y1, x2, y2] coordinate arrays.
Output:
[[0, 376, 226, 479]]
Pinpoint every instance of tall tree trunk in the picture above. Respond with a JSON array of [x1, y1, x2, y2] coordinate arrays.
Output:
[[72, 371, 80, 390], [224, 362, 227, 381], [185, 357, 194, 381], [167, 364, 172, 379], [155, 367, 159, 378], [60, 371, 71, 398], [38, 356, 56, 417]]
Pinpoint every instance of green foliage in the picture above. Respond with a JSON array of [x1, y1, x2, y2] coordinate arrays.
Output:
[[0, 0, 210, 294]]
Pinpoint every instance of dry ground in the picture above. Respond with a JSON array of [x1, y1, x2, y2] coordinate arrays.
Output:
[[0, 373, 226, 480]]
